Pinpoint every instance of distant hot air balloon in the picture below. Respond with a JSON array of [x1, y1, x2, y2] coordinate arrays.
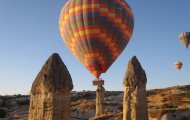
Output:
[[59, 0, 134, 79], [179, 32, 190, 48], [175, 61, 183, 70]]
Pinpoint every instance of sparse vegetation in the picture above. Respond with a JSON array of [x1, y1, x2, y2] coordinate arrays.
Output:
[[90, 113, 114, 120], [147, 85, 190, 119], [0, 85, 189, 119], [77, 102, 96, 110]]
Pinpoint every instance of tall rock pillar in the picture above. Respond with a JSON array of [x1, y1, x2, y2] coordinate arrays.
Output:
[[123, 56, 148, 120], [28, 53, 73, 120], [96, 85, 105, 116]]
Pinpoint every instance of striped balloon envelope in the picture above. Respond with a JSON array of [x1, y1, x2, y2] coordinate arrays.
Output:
[[179, 32, 190, 48], [59, 0, 134, 78]]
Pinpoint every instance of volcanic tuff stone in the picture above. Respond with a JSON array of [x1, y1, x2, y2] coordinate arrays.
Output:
[[31, 53, 73, 94], [123, 56, 148, 120], [123, 56, 147, 87], [28, 53, 73, 120], [96, 85, 105, 116]]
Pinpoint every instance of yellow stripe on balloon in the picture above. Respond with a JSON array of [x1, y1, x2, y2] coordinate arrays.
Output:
[[108, 13, 116, 18], [68, 4, 100, 15], [64, 14, 69, 20], [115, 18, 122, 24], [100, 33, 121, 59], [83, 52, 106, 68], [85, 29, 100, 35], [100, 8, 108, 12], [105, 38, 111, 42], [92, 4, 99, 9], [100, 33, 106, 38], [63, 9, 132, 41]]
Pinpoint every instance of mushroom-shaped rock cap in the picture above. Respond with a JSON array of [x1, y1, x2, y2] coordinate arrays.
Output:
[[31, 53, 73, 94], [123, 56, 147, 86]]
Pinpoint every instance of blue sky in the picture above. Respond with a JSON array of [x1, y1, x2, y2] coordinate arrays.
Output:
[[0, 0, 189, 95]]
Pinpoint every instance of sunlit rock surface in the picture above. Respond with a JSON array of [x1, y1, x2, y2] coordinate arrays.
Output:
[[28, 53, 73, 120], [123, 56, 148, 120]]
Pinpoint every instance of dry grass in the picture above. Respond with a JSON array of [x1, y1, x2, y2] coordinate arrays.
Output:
[[77, 102, 96, 110], [148, 94, 164, 106], [148, 85, 190, 119], [149, 109, 180, 119], [116, 112, 123, 120], [90, 114, 114, 120], [72, 85, 190, 119], [149, 109, 163, 119], [148, 85, 190, 109], [90, 112, 123, 120]]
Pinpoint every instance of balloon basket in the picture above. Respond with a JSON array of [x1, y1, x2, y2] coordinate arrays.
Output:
[[93, 79, 104, 86]]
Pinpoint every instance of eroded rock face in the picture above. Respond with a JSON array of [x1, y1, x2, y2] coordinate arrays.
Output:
[[28, 53, 73, 120], [161, 109, 190, 120], [31, 53, 73, 94], [123, 56, 148, 120]]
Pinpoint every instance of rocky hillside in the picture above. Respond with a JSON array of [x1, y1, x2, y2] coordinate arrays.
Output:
[[147, 85, 190, 120], [0, 85, 189, 120]]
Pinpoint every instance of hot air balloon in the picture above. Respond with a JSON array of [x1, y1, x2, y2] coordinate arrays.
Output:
[[59, 0, 134, 80], [175, 61, 183, 70], [179, 32, 190, 48]]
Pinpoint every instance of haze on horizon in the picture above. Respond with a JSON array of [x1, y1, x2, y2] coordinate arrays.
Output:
[[0, 0, 190, 95]]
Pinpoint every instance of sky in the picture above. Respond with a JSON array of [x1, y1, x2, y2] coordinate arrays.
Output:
[[0, 0, 190, 95]]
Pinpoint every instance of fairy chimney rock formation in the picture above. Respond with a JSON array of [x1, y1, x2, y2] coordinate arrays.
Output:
[[28, 53, 73, 120], [123, 56, 148, 120], [96, 85, 105, 116]]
